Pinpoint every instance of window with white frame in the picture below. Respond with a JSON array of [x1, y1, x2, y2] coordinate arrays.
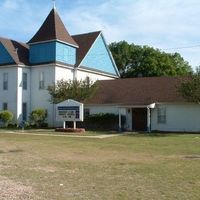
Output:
[[3, 73, 8, 90], [39, 72, 45, 89], [157, 107, 166, 124], [2, 103, 8, 110], [23, 72, 27, 90]]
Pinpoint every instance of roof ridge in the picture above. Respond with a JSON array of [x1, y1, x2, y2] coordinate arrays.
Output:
[[72, 31, 101, 37]]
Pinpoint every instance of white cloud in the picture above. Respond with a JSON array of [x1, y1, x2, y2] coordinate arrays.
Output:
[[0, 0, 199, 68], [60, 0, 200, 68], [3, 0, 20, 10]]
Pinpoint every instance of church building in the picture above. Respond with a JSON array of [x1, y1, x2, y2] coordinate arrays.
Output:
[[0, 7, 119, 126]]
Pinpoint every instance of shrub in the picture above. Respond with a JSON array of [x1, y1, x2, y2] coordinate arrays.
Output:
[[82, 113, 126, 130], [0, 110, 14, 127], [30, 108, 47, 127]]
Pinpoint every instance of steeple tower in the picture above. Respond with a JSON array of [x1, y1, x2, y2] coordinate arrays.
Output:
[[28, 8, 78, 65]]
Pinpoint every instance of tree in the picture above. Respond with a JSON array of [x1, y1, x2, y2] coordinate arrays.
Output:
[[178, 67, 200, 103], [0, 110, 13, 127], [30, 108, 47, 127], [47, 78, 97, 104], [109, 41, 193, 77]]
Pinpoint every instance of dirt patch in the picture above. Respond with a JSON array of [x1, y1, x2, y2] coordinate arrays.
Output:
[[0, 176, 39, 200], [30, 166, 57, 173]]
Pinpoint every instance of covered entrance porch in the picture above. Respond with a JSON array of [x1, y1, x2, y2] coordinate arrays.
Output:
[[118, 104, 155, 132]]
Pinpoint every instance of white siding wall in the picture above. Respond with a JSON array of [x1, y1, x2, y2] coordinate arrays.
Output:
[[85, 105, 119, 115], [16, 67, 31, 122], [30, 65, 55, 126], [55, 66, 73, 81], [0, 64, 116, 127], [151, 104, 200, 132], [22, 67, 31, 118], [0, 67, 18, 122], [31, 65, 115, 127], [77, 70, 114, 82]]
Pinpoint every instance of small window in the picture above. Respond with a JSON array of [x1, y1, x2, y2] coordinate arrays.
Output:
[[39, 72, 45, 89], [3, 73, 8, 90], [22, 102, 27, 121], [23, 72, 27, 90], [157, 107, 166, 124], [84, 108, 90, 117], [3, 103, 8, 110]]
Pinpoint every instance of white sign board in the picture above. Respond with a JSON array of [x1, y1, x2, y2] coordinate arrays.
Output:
[[56, 99, 84, 122]]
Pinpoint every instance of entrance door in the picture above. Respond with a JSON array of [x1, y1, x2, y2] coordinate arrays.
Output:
[[132, 108, 147, 131]]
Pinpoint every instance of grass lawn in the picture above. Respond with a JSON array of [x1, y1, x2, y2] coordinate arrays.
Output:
[[0, 131, 199, 200]]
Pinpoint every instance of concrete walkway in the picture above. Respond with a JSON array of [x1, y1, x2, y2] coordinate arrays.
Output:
[[0, 130, 121, 139]]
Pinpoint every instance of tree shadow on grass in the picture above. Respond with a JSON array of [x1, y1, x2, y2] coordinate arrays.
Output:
[[8, 149, 24, 153], [0, 149, 24, 154], [121, 132, 191, 137]]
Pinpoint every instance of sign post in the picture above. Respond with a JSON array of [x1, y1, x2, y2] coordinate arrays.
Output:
[[56, 99, 84, 129]]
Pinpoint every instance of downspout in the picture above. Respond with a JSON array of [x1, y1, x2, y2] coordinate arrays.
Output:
[[73, 66, 77, 81]]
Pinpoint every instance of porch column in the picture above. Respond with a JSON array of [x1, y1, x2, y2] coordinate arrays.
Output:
[[147, 107, 151, 133], [73, 121, 76, 129], [118, 108, 122, 131]]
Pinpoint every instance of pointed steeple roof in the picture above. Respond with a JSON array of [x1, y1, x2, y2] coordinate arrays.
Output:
[[28, 8, 78, 47]]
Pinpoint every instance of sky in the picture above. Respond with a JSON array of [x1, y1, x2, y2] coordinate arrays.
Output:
[[0, 0, 200, 70]]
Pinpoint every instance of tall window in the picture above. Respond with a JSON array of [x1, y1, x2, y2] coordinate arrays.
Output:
[[157, 107, 166, 124], [22, 102, 27, 121], [3, 103, 8, 110], [3, 73, 8, 90], [23, 72, 27, 90], [39, 72, 45, 89]]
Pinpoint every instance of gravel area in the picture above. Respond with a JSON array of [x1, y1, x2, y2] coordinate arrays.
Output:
[[0, 176, 38, 200]]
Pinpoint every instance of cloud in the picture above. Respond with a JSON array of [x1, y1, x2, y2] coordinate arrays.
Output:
[[0, 0, 52, 41], [61, 0, 200, 68], [0, 0, 199, 68], [3, 0, 19, 10], [62, 0, 200, 44]]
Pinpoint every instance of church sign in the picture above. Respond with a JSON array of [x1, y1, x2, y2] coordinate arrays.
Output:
[[56, 99, 84, 122]]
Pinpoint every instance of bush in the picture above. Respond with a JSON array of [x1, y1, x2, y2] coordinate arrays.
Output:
[[30, 108, 47, 127], [0, 110, 14, 127], [82, 113, 126, 130]]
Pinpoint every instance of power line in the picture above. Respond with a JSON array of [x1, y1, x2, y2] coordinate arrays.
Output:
[[162, 44, 200, 51]]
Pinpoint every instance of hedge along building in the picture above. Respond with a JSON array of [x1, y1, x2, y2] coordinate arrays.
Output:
[[85, 77, 200, 132], [0, 7, 119, 126]]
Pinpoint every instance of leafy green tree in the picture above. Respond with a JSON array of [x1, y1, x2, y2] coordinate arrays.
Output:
[[30, 108, 47, 127], [0, 110, 13, 127], [47, 78, 97, 104], [178, 67, 200, 103], [109, 41, 193, 77]]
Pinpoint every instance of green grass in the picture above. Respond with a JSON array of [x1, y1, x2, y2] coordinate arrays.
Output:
[[0, 131, 199, 200]]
